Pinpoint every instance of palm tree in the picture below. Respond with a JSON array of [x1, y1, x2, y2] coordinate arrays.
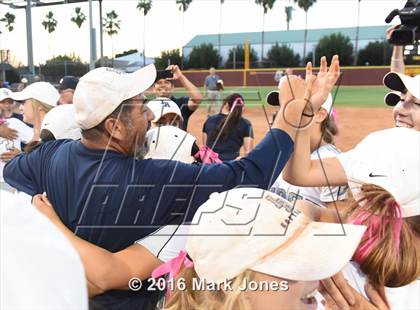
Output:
[[137, 0, 152, 67], [285, 5, 293, 31], [0, 12, 16, 32], [42, 11, 57, 34], [176, 0, 193, 68], [294, 0, 316, 63], [255, 0, 276, 63], [218, 0, 224, 56], [71, 7, 86, 29], [42, 11, 58, 59], [103, 10, 121, 64]]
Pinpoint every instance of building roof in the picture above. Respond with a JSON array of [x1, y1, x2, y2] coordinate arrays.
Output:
[[184, 25, 389, 48]]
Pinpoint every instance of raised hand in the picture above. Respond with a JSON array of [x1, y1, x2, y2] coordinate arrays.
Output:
[[309, 55, 340, 112]]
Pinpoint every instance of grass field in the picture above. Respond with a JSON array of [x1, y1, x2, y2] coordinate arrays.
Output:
[[172, 86, 389, 108]]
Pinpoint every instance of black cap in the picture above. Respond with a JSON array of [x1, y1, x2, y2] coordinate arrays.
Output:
[[58, 76, 79, 91], [266, 91, 280, 106]]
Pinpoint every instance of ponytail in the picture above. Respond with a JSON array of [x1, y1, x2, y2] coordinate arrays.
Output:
[[211, 93, 244, 141], [348, 184, 420, 287]]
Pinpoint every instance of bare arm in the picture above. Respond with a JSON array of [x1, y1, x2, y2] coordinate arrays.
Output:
[[168, 65, 203, 111], [202, 132, 207, 146], [33, 195, 162, 297], [242, 137, 254, 156], [387, 26, 405, 74]]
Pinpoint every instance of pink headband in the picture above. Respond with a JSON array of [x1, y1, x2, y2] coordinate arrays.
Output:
[[151, 250, 194, 300]]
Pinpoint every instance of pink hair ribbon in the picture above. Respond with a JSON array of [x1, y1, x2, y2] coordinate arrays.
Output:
[[151, 250, 193, 300], [229, 97, 244, 113], [351, 201, 403, 264], [194, 145, 222, 164]]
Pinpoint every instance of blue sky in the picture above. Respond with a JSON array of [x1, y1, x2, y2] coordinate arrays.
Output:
[[0, 0, 404, 65]]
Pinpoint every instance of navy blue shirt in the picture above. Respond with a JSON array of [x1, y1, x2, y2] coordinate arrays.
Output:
[[203, 113, 254, 161], [170, 96, 193, 131], [4, 129, 292, 309]]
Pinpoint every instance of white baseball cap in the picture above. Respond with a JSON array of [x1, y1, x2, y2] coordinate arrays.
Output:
[[186, 187, 366, 284], [10, 82, 59, 107], [41, 104, 81, 140], [147, 97, 183, 123], [145, 125, 196, 163], [383, 72, 420, 100], [73, 64, 156, 130], [0, 88, 12, 102], [337, 127, 420, 218]]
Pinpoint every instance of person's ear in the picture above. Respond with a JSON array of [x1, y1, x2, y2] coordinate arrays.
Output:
[[314, 108, 328, 124], [103, 117, 125, 141]]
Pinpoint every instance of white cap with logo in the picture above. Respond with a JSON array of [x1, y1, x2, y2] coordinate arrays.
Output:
[[187, 187, 366, 284], [10, 82, 59, 107], [0, 88, 12, 102], [147, 97, 183, 123], [337, 127, 420, 218], [383, 72, 420, 106], [73, 64, 157, 130]]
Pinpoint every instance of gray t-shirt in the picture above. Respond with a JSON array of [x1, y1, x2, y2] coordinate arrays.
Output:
[[204, 75, 221, 90]]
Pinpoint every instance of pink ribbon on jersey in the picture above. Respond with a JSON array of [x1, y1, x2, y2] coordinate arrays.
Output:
[[151, 250, 193, 300], [194, 145, 222, 164]]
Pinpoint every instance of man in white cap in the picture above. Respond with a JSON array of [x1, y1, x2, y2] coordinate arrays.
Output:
[[4, 57, 341, 308]]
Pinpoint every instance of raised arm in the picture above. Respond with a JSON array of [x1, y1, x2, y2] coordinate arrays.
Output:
[[282, 56, 347, 187], [168, 65, 203, 111], [33, 195, 161, 297], [387, 26, 405, 74]]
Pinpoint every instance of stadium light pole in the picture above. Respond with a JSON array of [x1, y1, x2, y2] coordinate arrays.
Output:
[[26, 0, 35, 76], [353, 0, 361, 66], [88, 0, 95, 70]]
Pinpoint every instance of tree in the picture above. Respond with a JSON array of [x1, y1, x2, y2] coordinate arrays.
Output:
[[176, 0, 193, 68], [103, 10, 121, 61], [42, 54, 88, 78], [294, 0, 317, 62], [285, 6, 293, 31], [315, 33, 354, 66], [255, 0, 276, 61], [137, 0, 152, 66], [226, 45, 258, 68], [115, 49, 138, 58], [357, 41, 392, 66], [154, 49, 182, 70], [266, 43, 300, 67], [186, 43, 220, 69], [0, 12, 16, 32], [42, 11, 57, 34], [71, 7, 86, 28]]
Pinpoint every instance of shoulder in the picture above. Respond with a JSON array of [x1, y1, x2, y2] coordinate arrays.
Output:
[[171, 96, 189, 106], [312, 144, 342, 158]]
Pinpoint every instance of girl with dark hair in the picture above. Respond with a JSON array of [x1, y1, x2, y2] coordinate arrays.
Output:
[[202, 93, 254, 161]]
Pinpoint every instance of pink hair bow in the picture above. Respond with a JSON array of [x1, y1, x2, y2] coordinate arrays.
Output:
[[151, 250, 193, 300], [194, 145, 222, 164], [230, 97, 244, 113]]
